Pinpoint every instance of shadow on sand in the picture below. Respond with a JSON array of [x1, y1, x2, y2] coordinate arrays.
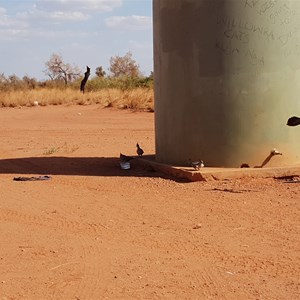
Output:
[[0, 155, 182, 181]]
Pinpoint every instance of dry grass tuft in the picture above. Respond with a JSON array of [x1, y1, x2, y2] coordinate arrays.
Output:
[[0, 88, 154, 111]]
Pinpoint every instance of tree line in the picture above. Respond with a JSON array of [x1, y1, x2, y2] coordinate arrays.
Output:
[[0, 51, 153, 91]]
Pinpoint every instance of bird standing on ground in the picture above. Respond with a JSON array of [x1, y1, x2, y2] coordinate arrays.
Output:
[[189, 159, 204, 170], [136, 143, 144, 156], [287, 116, 300, 126]]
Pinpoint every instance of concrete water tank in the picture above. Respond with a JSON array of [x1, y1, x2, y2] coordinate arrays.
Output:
[[153, 0, 300, 167]]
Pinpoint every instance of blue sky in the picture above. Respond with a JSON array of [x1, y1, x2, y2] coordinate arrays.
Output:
[[0, 0, 153, 80]]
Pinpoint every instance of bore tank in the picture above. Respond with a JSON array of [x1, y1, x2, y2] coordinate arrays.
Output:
[[153, 0, 300, 167]]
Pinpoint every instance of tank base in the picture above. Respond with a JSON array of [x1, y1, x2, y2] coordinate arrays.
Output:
[[136, 155, 300, 182]]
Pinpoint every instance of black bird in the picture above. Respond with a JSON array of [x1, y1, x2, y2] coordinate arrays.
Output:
[[136, 143, 144, 156], [80, 66, 91, 94], [287, 116, 300, 127]]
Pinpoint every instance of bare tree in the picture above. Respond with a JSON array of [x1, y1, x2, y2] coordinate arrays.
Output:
[[0, 73, 8, 84], [95, 66, 106, 78], [8, 74, 21, 84], [0, 73, 8, 91], [22, 75, 37, 89], [109, 51, 141, 77], [44, 53, 81, 85]]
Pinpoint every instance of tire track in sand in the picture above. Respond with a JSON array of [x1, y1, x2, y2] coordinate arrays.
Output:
[[0, 207, 111, 299], [49, 235, 110, 299], [0, 207, 108, 235]]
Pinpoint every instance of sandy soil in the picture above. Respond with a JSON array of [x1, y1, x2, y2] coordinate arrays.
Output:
[[0, 105, 299, 300]]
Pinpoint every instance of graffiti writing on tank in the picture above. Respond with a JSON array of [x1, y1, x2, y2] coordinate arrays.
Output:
[[223, 29, 249, 44], [217, 16, 275, 43], [244, 0, 296, 26], [244, 0, 278, 15], [269, 4, 295, 26], [278, 28, 297, 46], [244, 49, 265, 66], [215, 40, 264, 67], [215, 40, 240, 55], [214, 0, 300, 68]]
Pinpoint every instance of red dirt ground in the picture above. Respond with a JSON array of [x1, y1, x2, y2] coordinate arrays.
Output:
[[0, 105, 299, 300]]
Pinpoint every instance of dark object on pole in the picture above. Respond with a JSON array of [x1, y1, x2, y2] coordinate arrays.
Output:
[[80, 66, 91, 93], [287, 116, 300, 127]]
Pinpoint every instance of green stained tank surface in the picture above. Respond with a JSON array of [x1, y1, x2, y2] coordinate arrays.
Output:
[[153, 0, 300, 167]]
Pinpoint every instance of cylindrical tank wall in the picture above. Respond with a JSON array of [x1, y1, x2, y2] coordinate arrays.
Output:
[[153, 0, 300, 167]]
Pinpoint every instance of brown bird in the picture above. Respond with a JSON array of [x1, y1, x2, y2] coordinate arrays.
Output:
[[287, 116, 300, 126], [136, 143, 144, 156]]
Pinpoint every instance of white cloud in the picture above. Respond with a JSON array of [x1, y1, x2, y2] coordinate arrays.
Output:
[[0, 7, 7, 14], [0, 7, 26, 27], [17, 9, 90, 22], [50, 11, 90, 21], [17, 9, 90, 21], [31, 29, 98, 39], [35, 0, 122, 12], [0, 7, 8, 26], [105, 15, 151, 30], [0, 29, 29, 41], [16, 0, 123, 24], [0, 6, 29, 40]]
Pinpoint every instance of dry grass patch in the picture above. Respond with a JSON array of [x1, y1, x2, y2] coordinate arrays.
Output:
[[0, 88, 154, 111]]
